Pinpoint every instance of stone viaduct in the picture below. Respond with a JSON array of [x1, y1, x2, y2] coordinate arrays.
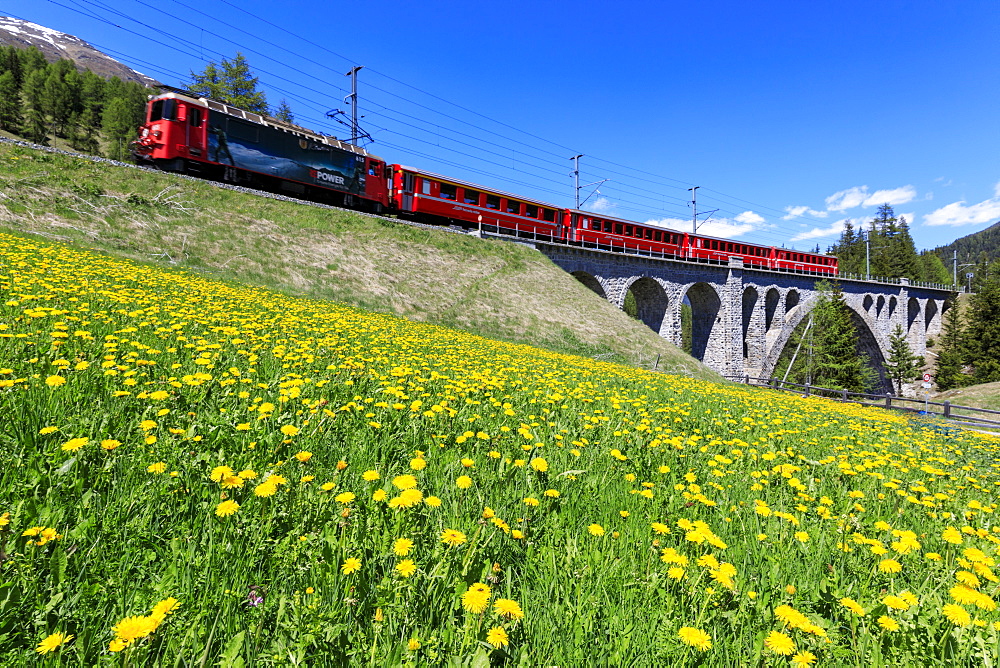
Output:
[[524, 240, 953, 391]]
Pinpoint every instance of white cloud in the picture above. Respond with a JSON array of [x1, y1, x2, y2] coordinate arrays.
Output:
[[734, 210, 765, 225], [584, 196, 616, 213], [862, 185, 916, 208], [644, 216, 757, 238], [995, 180, 1000, 197], [897, 212, 915, 225], [789, 219, 848, 242], [782, 205, 828, 220], [924, 196, 1000, 227], [825, 186, 869, 212]]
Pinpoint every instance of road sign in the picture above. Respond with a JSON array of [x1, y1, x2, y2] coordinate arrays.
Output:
[[922, 382, 932, 389], [967, 272, 974, 279], [923, 373, 932, 382]]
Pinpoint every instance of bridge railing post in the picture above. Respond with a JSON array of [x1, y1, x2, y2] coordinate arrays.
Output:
[[804, 383, 810, 396], [943, 400, 951, 418], [841, 388, 848, 402], [884, 393, 892, 409]]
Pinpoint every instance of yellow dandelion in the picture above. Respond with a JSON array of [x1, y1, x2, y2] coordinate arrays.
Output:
[[486, 626, 508, 648], [341, 557, 361, 575], [36, 632, 73, 654], [764, 630, 795, 655], [215, 500, 239, 517]]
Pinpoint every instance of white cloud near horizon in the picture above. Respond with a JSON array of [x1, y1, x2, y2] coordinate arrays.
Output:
[[790, 218, 848, 242], [782, 205, 828, 220], [644, 215, 758, 238], [924, 194, 1000, 227], [995, 179, 1000, 197], [583, 196, 615, 213], [862, 185, 917, 208], [825, 186, 869, 212]]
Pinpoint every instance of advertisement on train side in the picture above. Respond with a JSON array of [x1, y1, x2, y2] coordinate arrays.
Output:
[[206, 116, 365, 194]]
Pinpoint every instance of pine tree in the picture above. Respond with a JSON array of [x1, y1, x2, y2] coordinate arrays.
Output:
[[811, 281, 872, 391], [0, 70, 21, 133], [964, 270, 1000, 384], [274, 99, 294, 124], [919, 251, 951, 285], [189, 53, 267, 114], [885, 324, 921, 394], [934, 296, 966, 390], [21, 67, 49, 144]]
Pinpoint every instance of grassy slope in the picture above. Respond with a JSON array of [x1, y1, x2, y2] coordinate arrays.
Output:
[[0, 141, 718, 381]]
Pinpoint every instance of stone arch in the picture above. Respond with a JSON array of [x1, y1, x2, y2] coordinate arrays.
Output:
[[887, 296, 897, 322], [924, 299, 939, 337], [785, 290, 800, 316], [571, 271, 607, 300], [863, 295, 874, 312], [761, 295, 890, 392], [876, 295, 886, 319], [623, 276, 670, 336], [907, 297, 922, 339], [685, 282, 723, 362], [764, 288, 780, 331], [742, 286, 759, 360]]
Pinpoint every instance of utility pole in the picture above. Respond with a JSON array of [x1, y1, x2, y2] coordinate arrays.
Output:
[[953, 249, 958, 288], [689, 186, 700, 235], [571, 154, 583, 209], [345, 66, 363, 144]]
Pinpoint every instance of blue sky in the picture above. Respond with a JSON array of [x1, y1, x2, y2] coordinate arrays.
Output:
[[5, 0, 999, 252]]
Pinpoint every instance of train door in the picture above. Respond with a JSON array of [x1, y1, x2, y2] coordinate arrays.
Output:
[[569, 212, 578, 243], [401, 172, 416, 212], [187, 106, 205, 157]]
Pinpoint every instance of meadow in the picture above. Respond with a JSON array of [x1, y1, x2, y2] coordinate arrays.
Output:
[[2, 230, 1000, 666]]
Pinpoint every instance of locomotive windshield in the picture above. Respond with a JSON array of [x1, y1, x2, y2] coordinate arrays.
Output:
[[150, 98, 177, 122]]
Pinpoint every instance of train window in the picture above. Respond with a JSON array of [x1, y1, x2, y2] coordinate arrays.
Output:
[[506, 199, 520, 214], [440, 183, 457, 200], [486, 194, 500, 209], [615, 223, 623, 234], [150, 98, 177, 122], [189, 108, 202, 128], [654, 231, 662, 242], [644, 228, 652, 240], [625, 225, 633, 236], [463, 189, 480, 205], [710, 240, 718, 250], [421, 178, 432, 194], [543, 208, 555, 222], [525, 204, 538, 218]]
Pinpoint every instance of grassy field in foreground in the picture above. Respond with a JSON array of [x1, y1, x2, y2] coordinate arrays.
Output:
[[3, 233, 1000, 666], [0, 140, 716, 380]]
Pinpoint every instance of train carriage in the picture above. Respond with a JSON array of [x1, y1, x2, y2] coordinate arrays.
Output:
[[565, 209, 688, 257], [389, 165, 563, 240]]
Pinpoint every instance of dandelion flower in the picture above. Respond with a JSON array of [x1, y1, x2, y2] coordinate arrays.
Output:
[[341, 558, 361, 575], [293, 450, 311, 462], [410, 457, 426, 470], [462, 582, 492, 613], [407, 638, 421, 651], [942, 603, 971, 627], [877, 615, 900, 631], [282, 426, 300, 437], [210, 466, 233, 482], [335, 492, 356, 504], [150, 597, 180, 619], [147, 462, 166, 474], [791, 650, 817, 667], [494, 598, 524, 619], [396, 559, 417, 577], [882, 595, 908, 611], [393, 538, 413, 556], [112, 615, 157, 645], [100, 439, 121, 451], [424, 495, 442, 507], [61, 437, 87, 452], [764, 630, 795, 655], [215, 500, 239, 517], [220, 475, 244, 489], [651, 522, 670, 535], [840, 597, 865, 616], [456, 475, 473, 489], [486, 626, 508, 648], [254, 481, 277, 497], [392, 474, 417, 490], [794, 531, 809, 543], [588, 523, 605, 537], [440, 528, 467, 546], [36, 632, 72, 654], [677, 626, 712, 651], [878, 559, 902, 574], [530, 457, 548, 472], [362, 469, 380, 481], [668, 567, 686, 580], [45, 375, 66, 387]]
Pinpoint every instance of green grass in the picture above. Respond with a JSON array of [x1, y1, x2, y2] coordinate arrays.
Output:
[[3, 233, 1000, 666]]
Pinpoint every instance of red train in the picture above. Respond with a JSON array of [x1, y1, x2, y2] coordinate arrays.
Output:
[[133, 91, 838, 276]]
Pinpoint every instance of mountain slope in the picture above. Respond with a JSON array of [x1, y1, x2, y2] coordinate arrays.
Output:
[[933, 220, 1000, 266], [0, 16, 159, 86]]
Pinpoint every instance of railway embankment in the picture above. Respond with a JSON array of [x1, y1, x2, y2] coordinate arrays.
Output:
[[0, 139, 718, 380]]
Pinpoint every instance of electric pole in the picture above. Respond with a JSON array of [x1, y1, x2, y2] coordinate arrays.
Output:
[[345, 66, 363, 144], [571, 154, 583, 209], [689, 186, 699, 235]]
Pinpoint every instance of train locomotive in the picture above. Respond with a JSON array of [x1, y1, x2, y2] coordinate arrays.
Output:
[[133, 91, 838, 276]]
